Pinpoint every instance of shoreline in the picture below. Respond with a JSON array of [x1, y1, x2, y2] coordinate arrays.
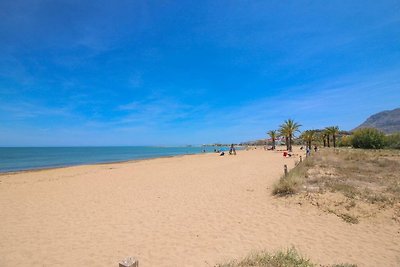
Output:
[[0, 152, 202, 176], [0, 146, 245, 175]]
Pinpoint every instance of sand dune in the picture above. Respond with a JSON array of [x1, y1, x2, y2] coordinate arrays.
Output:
[[0, 148, 399, 266]]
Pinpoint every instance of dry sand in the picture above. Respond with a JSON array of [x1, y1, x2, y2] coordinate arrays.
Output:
[[0, 148, 399, 266]]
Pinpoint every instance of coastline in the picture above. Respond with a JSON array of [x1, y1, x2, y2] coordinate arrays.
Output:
[[0, 145, 243, 174], [0, 145, 235, 174], [0, 152, 200, 176]]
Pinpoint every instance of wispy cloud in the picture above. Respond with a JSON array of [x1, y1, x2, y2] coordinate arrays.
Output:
[[116, 95, 208, 126], [1, 67, 399, 146], [206, 70, 400, 136], [0, 101, 73, 120]]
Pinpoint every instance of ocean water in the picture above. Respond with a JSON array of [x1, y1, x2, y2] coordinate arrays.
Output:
[[0, 146, 229, 173]]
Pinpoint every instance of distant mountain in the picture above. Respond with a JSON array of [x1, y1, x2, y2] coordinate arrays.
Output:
[[354, 108, 400, 134]]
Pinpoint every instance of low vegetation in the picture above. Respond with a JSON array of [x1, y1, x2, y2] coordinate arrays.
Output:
[[385, 132, 400, 149], [272, 155, 317, 196], [273, 148, 400, 224], [272, 159, 311, 196], [338, 128, 400, 149], [351, 128, 386, 149], [216, 247, 356, 267]]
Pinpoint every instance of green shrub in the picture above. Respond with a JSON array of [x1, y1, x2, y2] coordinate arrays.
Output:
[[351, 128, 386, 149], [338, 135, 353, 147], [386, 133, 400, 149]]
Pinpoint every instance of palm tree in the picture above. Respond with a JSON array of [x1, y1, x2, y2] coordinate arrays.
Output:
[[267, 130, 277, 150], [279, 119, 302, 152], [326, 126, 340, 147], [314, 131, 325, 147], [301, 130, 315, 149], [324, 128, 331, 147], [322, 132, 327, 147], [282, 131, 290, 150], [278, 127, 289, 150]]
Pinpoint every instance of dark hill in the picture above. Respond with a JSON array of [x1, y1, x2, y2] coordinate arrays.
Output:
[[354, 108, 400, 134]]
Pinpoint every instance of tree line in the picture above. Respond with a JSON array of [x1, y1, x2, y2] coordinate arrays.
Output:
[[267, 119, 400, 150]]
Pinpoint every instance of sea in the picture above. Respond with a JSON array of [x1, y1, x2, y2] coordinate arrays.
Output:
[[0, 146, 230, 173]]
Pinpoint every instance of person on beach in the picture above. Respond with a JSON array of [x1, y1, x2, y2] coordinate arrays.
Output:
[[229, 144, 236, 155], [314, 145, 318, 152], [306, 147, 311, 157]]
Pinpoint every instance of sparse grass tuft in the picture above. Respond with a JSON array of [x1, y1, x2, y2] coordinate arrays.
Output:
[[387, 182, 400, 194], [331, 264, 357, 267], [327, 209, 359, 224], [217, 247, 356, 267], [363, 190, 393, 205], [303, 157, 315, 167], [338, 213, 359, 224], [345, 200, 356, 211], [327, 182, 358, 199], [216, 247, 314, 267], [272, 176, 301, 196], [272, 159, 312, 196]]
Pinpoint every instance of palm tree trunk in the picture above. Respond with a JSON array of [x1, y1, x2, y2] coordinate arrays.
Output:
[[333, 135, 336, 147], [285, 136, 289, 151], [272, 138, 275, 150], [327, 135, 330, 147], [289, 135, 292, 152], [323, 136, 326, 147]]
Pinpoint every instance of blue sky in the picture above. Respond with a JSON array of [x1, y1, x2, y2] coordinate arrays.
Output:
[[0, 0, 399, 146]]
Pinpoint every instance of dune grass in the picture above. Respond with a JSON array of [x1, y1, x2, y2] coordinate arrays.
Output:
[[216, 247, 356, 267], [272, 158, 312, 196], [326, 209, 359, 224], [272, 148, 400, 224]]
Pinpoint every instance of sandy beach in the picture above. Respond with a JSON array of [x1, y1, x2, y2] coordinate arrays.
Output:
[[0, 148, 399, 266]]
